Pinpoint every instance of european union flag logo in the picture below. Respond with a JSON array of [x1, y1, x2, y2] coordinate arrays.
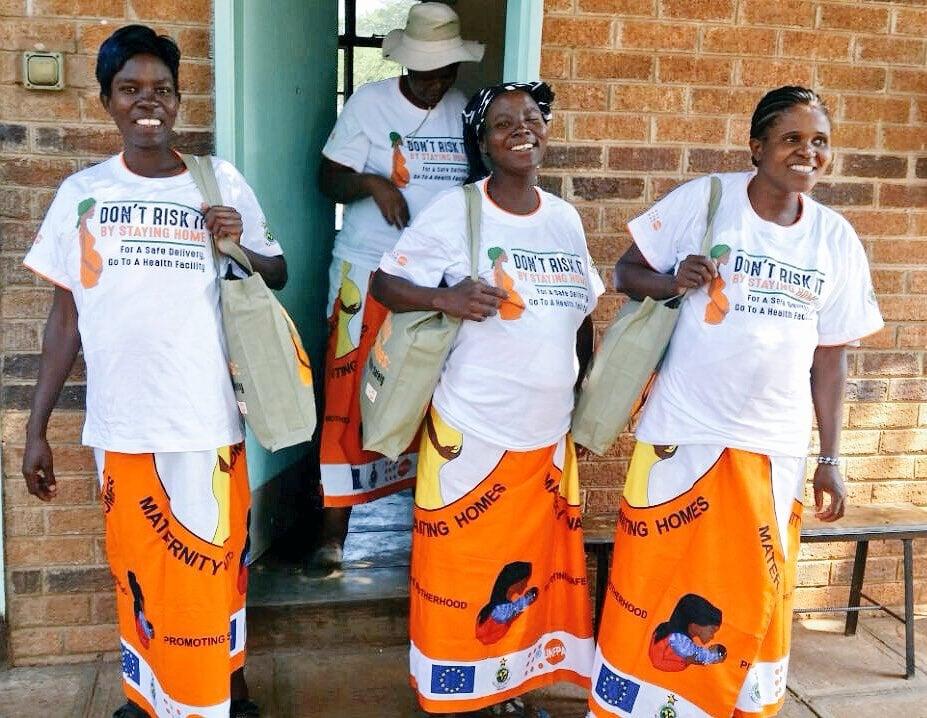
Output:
[[230, 618, 238, 652], [595, 664, 639, 712], [121, 642, 141, 685], [430, 664, 476, 695]]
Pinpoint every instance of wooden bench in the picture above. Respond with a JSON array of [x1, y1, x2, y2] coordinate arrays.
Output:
[[583, 503, 927, 679]]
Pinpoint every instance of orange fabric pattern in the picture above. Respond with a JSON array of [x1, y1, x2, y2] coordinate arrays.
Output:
[[102, 444, 250, 718]]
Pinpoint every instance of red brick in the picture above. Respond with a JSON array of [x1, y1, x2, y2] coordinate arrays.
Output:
[[845, 455, 915, 481], [0, 19, 76, 51], [880, 184, 927, 208], [882, 127, 927, 153], [550, 82, 608, 112], [132, 0, 210, 24], [881, 429, 927, 454], [869, 270, 905, 295], [890, 69, 927, 94], [871, 240, 927, 264], [545, 0, 573, 11], [45, 506, 103, 535], [860, 352, 921, 377], [857, 37, 925, 65], [879, 296, 927, 322], [34, 125, 122, 156], [91, 592, 117, 623], [10, 627, 63, 659], [1, 287, 53, 318], [894, 8, 927, 38], [0, 122, 28, 151], [690, 88, 762, 115], [818, 65, 886, 92], [917, 158, 927, 179], [702, 27, 776, 56], [841, 96, 911, 124], [859, 325, 896, 349], [0, 156, 76, 187], [655, 116, 726, 143], [819, 4, 890, 33], [544, 144, 604, 169], [6, 507, 44, 536], [610, 84, 685, 112], [740, 60, 813, 89], [540, 49, 570, 79], [809, 182, 873, 207], [841, 154, 907, 179], [910, 271, 927, 293], [832, 556, 899, 584], [872, 481, 927, 506], [608, 146, 680, 171], [663, 0, 734, 20], [172, 27, 212, 60], [844, 380, 889, 402], [543, 17, 614, 48], [63, 53, 97, 90], [5, 536, 95, 567], [576, 51, 653, 80], [62, 623, 118, 654], [621, 21, 697, 51], [742, 0, 814, 27], [889, 379, 927, 400], [843, 211, 908, 237], [659, 56, 732, 85], [32, 0, 123, 15], [572, 177, 645, 201], [781, 31, 851, 61], [577, 0, 655, 14], [178, 60, 212, 95], [602, 206, 645, 233], [831, 122, 877, 151], [572, 114, 649, 141], [2, 410, 84, 444], [686, 148, 752, 173], [1, 322, 40, 352], [9, 595, 91, 627]]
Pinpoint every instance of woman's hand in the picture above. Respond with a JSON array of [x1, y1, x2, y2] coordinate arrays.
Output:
[[22, 435, 57, 501], [203, 204, 244, 247], [673, 254, 716, 294], [365, 175, 411, 229], [435, 278, 507, 321], [813, 463, 846, 522]]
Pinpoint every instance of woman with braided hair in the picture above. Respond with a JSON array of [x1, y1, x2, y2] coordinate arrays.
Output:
[[372, 81, 603, 717]]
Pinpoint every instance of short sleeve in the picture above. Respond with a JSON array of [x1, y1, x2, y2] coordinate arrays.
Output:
[[627, 176, 710, 273], [817, 226, 884, 346], [214, 159, 282, 258], [321, 92, 371, 173], [379, 189, 468, 288], [23, 182, 76, 290]]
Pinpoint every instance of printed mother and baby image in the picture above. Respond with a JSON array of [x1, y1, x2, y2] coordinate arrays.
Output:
[[20, 2, 885, 718]]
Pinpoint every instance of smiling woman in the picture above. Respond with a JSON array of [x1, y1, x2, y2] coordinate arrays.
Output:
[[370, 82, 604, 716], [21, 24, 286, 718], [588, 87, 884, 718]]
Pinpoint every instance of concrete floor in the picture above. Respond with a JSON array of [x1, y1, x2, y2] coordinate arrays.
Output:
[[1, 614, 926, 717]]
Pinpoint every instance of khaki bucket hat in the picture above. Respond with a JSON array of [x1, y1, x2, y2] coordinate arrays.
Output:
[[382, 2, 485, 71]]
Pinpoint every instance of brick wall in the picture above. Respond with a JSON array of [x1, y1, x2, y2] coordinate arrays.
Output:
[[540, 0, 926, 612], [0, 1, 212, 664], [0, 0, 924, 666]]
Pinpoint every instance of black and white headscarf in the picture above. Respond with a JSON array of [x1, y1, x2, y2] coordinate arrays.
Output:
[[462, 81, 555, 183]]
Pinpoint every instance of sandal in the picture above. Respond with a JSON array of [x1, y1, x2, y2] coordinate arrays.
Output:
[[230, 698, 260, 718]]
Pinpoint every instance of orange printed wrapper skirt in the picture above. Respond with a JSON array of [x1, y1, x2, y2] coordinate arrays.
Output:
[[97, 444, 251, 718], [409, 407, 594, 713], [319, 259, 417, 507], [590, 442, 805, 718]]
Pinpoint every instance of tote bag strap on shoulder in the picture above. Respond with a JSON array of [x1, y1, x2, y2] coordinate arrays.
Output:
[[699, 175, 723, 257], [463, 183, 481, 281], [179, 153, 254, 276]]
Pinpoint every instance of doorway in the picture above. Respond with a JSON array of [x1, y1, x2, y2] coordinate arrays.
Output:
[[212, 0, 542, 583]]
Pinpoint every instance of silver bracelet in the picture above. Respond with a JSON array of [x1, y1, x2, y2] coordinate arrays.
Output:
[[817, 455, 841, 466]]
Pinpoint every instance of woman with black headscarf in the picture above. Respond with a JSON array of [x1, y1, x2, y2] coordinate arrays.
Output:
[[21, 25, 285, 718], [371, 82, 602, 716]]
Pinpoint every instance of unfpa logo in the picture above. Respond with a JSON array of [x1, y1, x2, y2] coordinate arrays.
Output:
[[544, 638, 566, 665]]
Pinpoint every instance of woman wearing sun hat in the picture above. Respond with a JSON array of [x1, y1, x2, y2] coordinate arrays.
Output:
[[315, 3, 485, 569]]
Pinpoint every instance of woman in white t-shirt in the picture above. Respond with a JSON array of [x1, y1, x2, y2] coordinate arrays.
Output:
[[373, 82, 602, 717], [315, 2, 485, 567], [21, 25, 285, 718], [588, 87, 883, 718]]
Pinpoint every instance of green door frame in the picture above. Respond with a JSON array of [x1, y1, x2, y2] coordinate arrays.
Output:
[[503, 0, 544, 81]]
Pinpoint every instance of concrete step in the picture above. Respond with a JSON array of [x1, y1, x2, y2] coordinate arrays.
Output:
[[247, 491, 414, 652]]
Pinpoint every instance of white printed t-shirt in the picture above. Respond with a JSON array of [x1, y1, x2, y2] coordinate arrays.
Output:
[[323, 77, 468, 270], [24, 154, 283, 453], [629, 171, 884, 458], [380, 179, 606, 450]]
